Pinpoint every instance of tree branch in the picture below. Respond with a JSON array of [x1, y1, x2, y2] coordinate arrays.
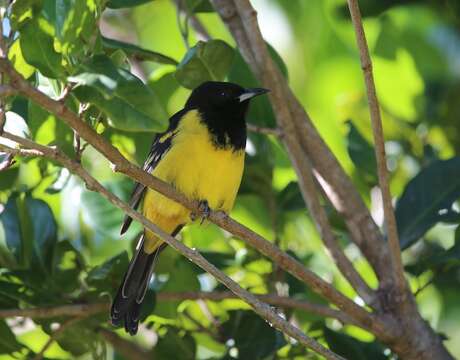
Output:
[[247, 123, 283, 137], [0, 133, 343, 360], [210, 0, 391, 289], [0, 291, 355, 326], [0, 58, 377, 331], [212, 0, 376, 307], [32, 317, 82, 360], [346, 0, 407, 295]]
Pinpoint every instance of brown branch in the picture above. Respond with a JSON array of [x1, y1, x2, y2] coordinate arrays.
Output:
[[346, 0, 406, 294], [0, 302, 109, 319], [174, 0, 211, 41], [0, 291, 356, 326], [213, 0, 376, 307], [0, 133, 343, 360], [0, 58, 378, 332], [247, 122, 283, 137], [98, 327, 151, 360], [32, 317, 82, 360], [210, 0, 391, 290]]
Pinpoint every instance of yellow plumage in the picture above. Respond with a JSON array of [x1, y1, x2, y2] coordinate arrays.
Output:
[[142, 109, 245, 253]]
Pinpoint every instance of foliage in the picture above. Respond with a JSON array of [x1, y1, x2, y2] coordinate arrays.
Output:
[[0, 0, 460, 359]]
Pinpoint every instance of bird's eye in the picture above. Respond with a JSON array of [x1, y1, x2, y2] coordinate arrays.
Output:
[[220, 91, 226, 97]]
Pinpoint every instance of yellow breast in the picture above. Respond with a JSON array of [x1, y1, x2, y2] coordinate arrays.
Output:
[[142, 110, 245, 227]]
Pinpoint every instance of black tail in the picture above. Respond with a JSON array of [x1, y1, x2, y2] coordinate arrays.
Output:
[[110, 235, 164, 335]]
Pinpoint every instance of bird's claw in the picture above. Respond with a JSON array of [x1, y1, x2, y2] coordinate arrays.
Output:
[[190, 200, 211, 224]]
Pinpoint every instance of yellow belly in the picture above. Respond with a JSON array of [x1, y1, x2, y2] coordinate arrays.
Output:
[[142, 110, 245, 252]]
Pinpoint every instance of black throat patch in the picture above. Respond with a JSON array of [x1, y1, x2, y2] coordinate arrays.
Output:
[[199, 108, 247, 151]]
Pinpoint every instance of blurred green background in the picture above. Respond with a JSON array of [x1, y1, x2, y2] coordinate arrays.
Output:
[[1, 0, 460, 359]]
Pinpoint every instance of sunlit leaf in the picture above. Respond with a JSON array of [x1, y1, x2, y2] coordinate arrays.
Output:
[[54, 0, 98, 57], [8, 39, 35, 78], [10, 0, 42, 30], [19, 18, 65, 78], [71, 55, 168, 131]]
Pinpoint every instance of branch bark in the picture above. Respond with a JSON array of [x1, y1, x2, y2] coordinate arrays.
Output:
[[346, 0, 406, 296], [1, 132, 344, 360], [0, 291, 355, 325]]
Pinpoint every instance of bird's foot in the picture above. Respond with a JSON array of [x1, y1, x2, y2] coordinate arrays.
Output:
[[190, 200, 211, 224]]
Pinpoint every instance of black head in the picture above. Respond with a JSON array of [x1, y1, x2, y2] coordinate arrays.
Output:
[[184, 81, 269, 149]]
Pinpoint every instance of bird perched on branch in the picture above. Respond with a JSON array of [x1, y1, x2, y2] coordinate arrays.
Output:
[[110, 81, 269, 335]]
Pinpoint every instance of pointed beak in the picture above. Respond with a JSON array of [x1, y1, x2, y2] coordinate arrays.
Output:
[[238, 87, 270, 103]]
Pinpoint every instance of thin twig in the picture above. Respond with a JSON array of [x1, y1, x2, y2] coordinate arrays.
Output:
[[1, 133, 344, 360], [0, 291, 356, 327], [176, 0, 191, 49], [32, 317, 82, 360], [0, 58, 377, 331], [247, 123, 283, 137], [346, 0, 407, 295], [174, 0, 211, 41], [0, 291, 355, 325]]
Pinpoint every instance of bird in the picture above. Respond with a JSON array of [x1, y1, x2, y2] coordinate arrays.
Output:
[[110, 81, 269, 335]]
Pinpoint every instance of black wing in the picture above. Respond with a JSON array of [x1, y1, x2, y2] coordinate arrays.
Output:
[[120, 109, 186, 235]]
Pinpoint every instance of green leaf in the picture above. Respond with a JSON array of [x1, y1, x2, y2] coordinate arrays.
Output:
[[71, 55, 168, 132], [54, 0, 98, 57], [55, 321, 104, 357], [26, 196, 58, 271], [221, 311, 286, 359], [323, 327, 388, 360], [0, 196, 21, 269], [153, 327, 196, 360], [10, 0, 42, 31], [148, 67, 181, 112], [19, 18, 65, 78], [102, 36, 178, 65], [107, 0, 154, 9], [0, 320, 23, 354], [186, 0, 214, 13], [50, 240, 85, 293], [406, 231, 460, 276], [346, 121, 377, 184], [277, 181, 305, 212], [175, 40, 235, 89], [154, 257, 200, 319], [395, 158, 460, 250], [0, 194, 57, 272], [86, 252, 129, 293], [8, 39, 35, 78], [80, 179, 132, 238], [228, 44, 287, 127]]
